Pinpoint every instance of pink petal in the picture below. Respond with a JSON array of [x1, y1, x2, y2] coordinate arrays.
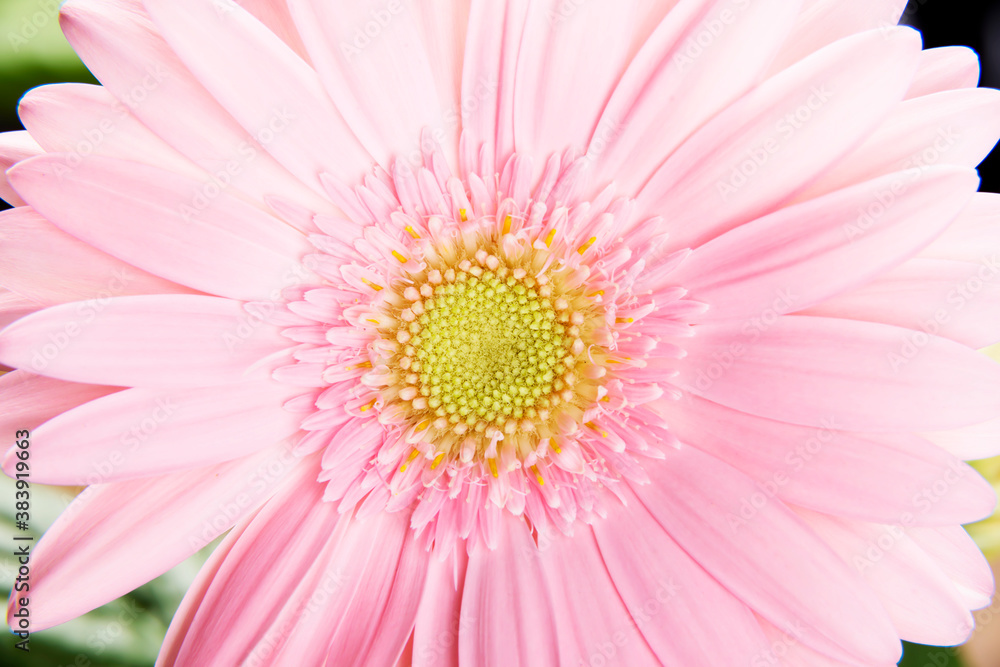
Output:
[[459, 514, 560, 665], [412, 549, 468, 667], [142, 0, 372, 186], [0, 131, 42, 206], [594, 491, 771, 664], [675, 315, 1000, 432], [234, 0, 312, 61], [0, 206, 191, 305], [6, 380, 303, 485], [588, 0, 800, 195], [633, 448, 901, 664], [7, 442, 303, 630], [10, 155, 314, 302], [803, 258, 1000, 349], [59, 0, 335, 213], [0, 370, 120, 436], [923, 192, 1000, 263], [908, 525, 995, 610], [924, 416, 1000, 462], [636, 27, 922, 251], [657, 394, 996, 525], [767, 0, 908, 74], [0, 295, 288, 387], [0, 290, 38, 330], [663, 166, 977, 321], [799, 510, 976, 645], [801, 88, 1000, 200], [907, 46, 981, 100]]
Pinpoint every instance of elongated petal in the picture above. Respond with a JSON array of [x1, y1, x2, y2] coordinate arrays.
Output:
[[10, 155, 314, 302], [0, 295, 287, 387], [633, 449, 901, 664], [0, 370, 120, 437], [413, 549, 468, 667], [0, 131, 42, 206], [908, 525, 994, 610], [675, 316, 1000, 432], [7, 442, 302, 630], [907, 46, 981, 99]]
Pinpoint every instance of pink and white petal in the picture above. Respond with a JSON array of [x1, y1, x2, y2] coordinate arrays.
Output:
[[656, 394, 996, 526], [142, 0, 373, 187], [0, 370, 120, 438], [0, 295, 288, 388], [756, 617, 897, 667], [163, 453, 342, 666], [588, 0, 801, 195], [922, 192, 1000, 263], [908, 526, 994, 610], [803, 258, 1000, 349], [412, 549, 468, 667], [663, 166, 977, 321], [60, 0, 336, 213], [6, 380, 304, 485], [801, 89, 1000, 200], [924, 417, 1000, 461], [0, 290, 39, 329], [767, 0, 908, 75], [287, 0, 454, 167], [459, 514, 560, 666], [19, 83, 203, 177], [265, 509, 427, 667], [459, 0, 529, 174], [539, 528, 663, 666], [0, 131, 42, 206], [235, 0, 312, 61], [594, 492, 771, 664], [512, 0, 677, 165], [798, 510, 976, 645], [633, 448, 902, 665], [675, 316, 1000, 432], [907, 47, 981, 100], [10, 155, 313, 302], [156, 509, 257, 667], [7, 442, 303, 630], [636, 27, 922, 251], [0, 207, 193, 305]]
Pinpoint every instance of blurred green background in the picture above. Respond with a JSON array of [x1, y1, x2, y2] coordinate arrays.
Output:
[[0, 0, 997, 665]]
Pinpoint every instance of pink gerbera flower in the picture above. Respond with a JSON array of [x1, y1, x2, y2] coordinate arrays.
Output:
[[4, 0, 1000, 664]]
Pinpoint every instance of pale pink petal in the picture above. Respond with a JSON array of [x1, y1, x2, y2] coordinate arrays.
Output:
[[803, 258, 1000, 349], [459, 0, 529, 173], [538, 527, 663, 666], [767, 0, 907, 74], [0, 370, 120, 437], [0, 290, 40, 330], [594, 490, 771, 664], [757, 617, 897, 667], [287, 0, 455, 167], [799, 510, 976, 645], [656, 394, 996, 525], [412, 549, 468, 667], [19, 83, 202, 177], [60, 0, 336, 213], [234, 0, 312, 61], [663, 166, 977, 321], [142, 0, 373, 186], [675, 315, 1000, 432], [922, 192, 1000, 263], [636, 27, 922, 251], [801, 88, 1000, 200], [164, 454, 342, 666], [908, 525, 995, 610], [0, 295, 288, 387], [907, 46, 981, 99], [9, 155, 314, 302], [633, 449, 901, 664], [587, 0, 801, 195], [5, 380, 303, 485], [459, 514, 560, 665], [7, 442, 302, 630], [0, 131, 42, 206], [925, 417, 1000, 461], [0, 207, 192, 305]]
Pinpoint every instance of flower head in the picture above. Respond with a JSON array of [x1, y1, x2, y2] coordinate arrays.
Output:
[[3, 0, 1000, 665]]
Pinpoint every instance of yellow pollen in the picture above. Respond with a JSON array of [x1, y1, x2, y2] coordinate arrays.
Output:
[[551, 438, 562, 454], [361, 278, 383, 292], [589, 290, 605, 297], [459, 208, 468, 222], [404, 225, 421, 239], [488, 458, 499, 478], [577, 237, 598, 255], [400, 449, 421, 472], [503, 215, 512, 234], [366, 318, 381, 326], [531, 465, 545, 485], [586, 422, 608, 437], [544, 228, 558, 247], [615, 317, 634, 324], [392, 250, 408, 264], [431, 453, 446, 470], [360, 398, 377, 412], [416, 419, 432, 432], [346, 360, 372, 371]]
